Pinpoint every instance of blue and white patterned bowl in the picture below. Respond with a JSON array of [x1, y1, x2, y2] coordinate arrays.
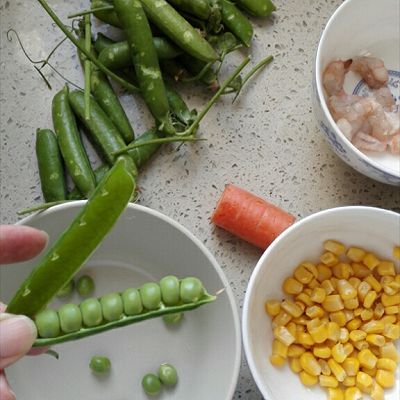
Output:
[[313, 0, 400, 186]]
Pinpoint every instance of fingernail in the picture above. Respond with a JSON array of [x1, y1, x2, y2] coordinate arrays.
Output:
[[0, 315, 37, 359]]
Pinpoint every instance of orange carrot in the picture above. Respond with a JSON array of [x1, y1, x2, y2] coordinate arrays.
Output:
[[211, 184, 295, 250]]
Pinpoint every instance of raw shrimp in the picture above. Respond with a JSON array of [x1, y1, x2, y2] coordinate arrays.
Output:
[[350, 56, 389, 89], [372, 87, 396, 111], [322, 59, 352, 96], [352, 131, 387, 152]]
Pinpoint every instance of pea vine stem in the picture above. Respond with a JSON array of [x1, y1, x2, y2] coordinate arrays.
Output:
[[68, 6, 114, 19]]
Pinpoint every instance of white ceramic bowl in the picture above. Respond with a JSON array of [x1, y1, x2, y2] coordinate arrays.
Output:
[[243, 206, 400, 400], [0, 202, 241, 400], [313, 0, 400, 186]]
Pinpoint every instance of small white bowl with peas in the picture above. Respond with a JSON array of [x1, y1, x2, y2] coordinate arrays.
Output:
[[242, 206, 400, 400]]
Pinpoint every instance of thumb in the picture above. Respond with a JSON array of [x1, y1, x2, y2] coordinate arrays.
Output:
[[0, 313, 37, 369]]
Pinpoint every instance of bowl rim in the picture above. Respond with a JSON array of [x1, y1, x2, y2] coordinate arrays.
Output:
[[17, 200, 242, 400], [314, 0, 400, 179], [242, 205, 400, 399]]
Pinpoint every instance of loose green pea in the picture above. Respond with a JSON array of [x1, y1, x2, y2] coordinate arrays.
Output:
[[159, 275, 180, 306], [142, 373, 162, 396], [158, 363, 178, 386], [58, 303, 83, 333], [80, 298, 103, 327], [56, 279, 74, 299], [100, 293, 123, 321], [76, 275, 95, 297], [35, 309, 60, 338], [163, 312, 183, 324], [180, 277, 204, 303], [89, 356, 111, 374], [121, 288, 143, 315], [141, 283, 161, 310]]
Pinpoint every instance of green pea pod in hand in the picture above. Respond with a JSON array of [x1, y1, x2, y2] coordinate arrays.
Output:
[[6, 158, 135, 318], [235, 0, 276, 17], [113, 0, 175, 136], [52, 86, 96, 198], [36, 129, 67, 202], [68, 90, 138, 179]]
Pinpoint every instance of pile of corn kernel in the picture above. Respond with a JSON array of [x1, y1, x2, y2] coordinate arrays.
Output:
[[265, 241, 400, 400]]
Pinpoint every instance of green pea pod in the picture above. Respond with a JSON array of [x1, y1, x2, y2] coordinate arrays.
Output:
[[165, 84, 197, 126], [52, 86, 96, 198], [166, 0, 210, 20], [98, 37, 182, 71], [6, 158, 135, 318], [127, 128, 163, 168], [91, 0, 121, 27], [178, 54, 218, 89], [140, 0, 218, 62], [94, 33, 116, 54], [114, 0, 175, 136], [68, 90, 138, 179], [36, 129, 67, 202], [221, 0, 253, 47], [235, 0, 276, 17]]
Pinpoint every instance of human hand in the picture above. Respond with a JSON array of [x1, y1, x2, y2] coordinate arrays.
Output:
[[0, 225, 48, 400]]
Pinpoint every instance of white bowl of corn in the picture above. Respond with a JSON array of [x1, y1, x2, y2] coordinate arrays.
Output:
[[242, 206, 400, 400]]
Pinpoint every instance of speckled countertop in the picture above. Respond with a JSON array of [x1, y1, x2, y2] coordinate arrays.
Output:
[[0, 0, 399, 399]]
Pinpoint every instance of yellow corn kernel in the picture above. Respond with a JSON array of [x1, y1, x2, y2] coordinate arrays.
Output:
[[381, 292, 400, 307], [347, 247, 366, 262], [342, 357, 360, 376], [305, 305, 324, 319], [302, 262, 319, 278], [349, 330, 367, 342], [319, 375, 339, 388], [310, 287, 326, 303], [365, 334, 385, 347], [370, 346, 381, 358], [300, 352, 322, 376], [337, 279, 357, 300], [332, 343, 347, 363], [330, 311, 347, 327], [393, 246, 400, 259], [313, 345, 331, 359], [379, 342, 398, 361], [376, 358, 397, 372], [339, 327, 349, 343], [289, 357, 302, 373], [327, 358, 347, 382], [281, 300, 303, 318], [358, 348, 377, 369], [352, 263, 372, 279], [349, 277, 361, 289], [294, 317, 308, 328], [286, 322, 297, 338], [344, 297, 359, 310], [361, 320, 384, 334], [294, 264, 314, 284], [274, 326, 296, 346], [363, 252, 380, 270], [323, 295, 344, 312], [361, 365, 377, 377], [356, 371, 373, 390], [295, 292, 313, 307], [383, 280, 400, 295], [360, 309, 373, 322], [321, 279, 335, 295], [295, 301, 306, 313], [287, 344, 305, 358], [380, 315, 396, 325], [370, 381, 384, 400], [342, 376, 356, 387], [375, 369, 395, 388], [344, 387, 363, 400], [373, 303, 385, 319], [272, 339, 288, 358], [297, 332, 314, 347], [383, 323, 399, 340], [299, 370, 318, 386], [376, 261, 395, 276], [308, 322, 328, 344], [319, 359, 331, 375], [357, 281, 371, 301], [283, 277, 303, 295], [364, 276, 382, 293], [272, 310, 292, 328], [343, 309, 354, 322], [343, 343, 354, 356], [346, 318, 362, 331], [264, 299, 281, 317], [333, 263, 353, 280], [321, 251, 339, 267], [269, 354, 285, 367], [307, 278, 319, 289], [317, 264, 333, 282], [327, 387, 344, 400], [384, 305, 398, 314], [327, 321, 341, 341], [353, 340, 369, 351], [363, 291, 377, 309], [324, 240, 346, 256]]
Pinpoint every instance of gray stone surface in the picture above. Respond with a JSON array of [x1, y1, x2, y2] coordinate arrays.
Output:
[[0, 1, 399, 399]]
